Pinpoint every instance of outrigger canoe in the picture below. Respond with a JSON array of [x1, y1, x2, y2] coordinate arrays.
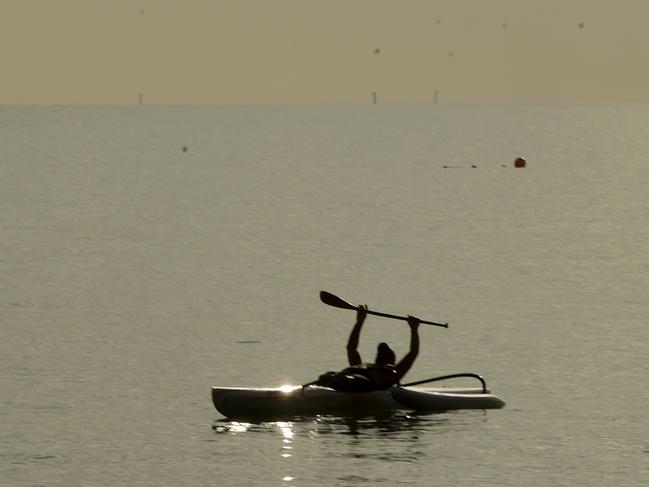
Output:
[[213, 293, 507, 420], [212, 380, 505, 420]]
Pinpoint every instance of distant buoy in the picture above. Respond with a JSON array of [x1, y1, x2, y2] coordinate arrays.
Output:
[[514, 157, 526, 168], [182, 146, 188, 152]]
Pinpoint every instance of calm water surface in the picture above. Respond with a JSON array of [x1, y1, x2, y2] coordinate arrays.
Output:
[[1, 104, 648, 486]]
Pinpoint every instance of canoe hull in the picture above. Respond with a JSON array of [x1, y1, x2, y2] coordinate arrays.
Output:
[[212, 385, 505, 419], [212, 386, 400, 419]]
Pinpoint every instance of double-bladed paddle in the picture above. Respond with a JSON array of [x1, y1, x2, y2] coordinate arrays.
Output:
[[320, 291, 448, 328]]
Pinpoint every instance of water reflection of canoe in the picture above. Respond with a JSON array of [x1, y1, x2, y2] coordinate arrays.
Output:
[[211, 385, 505, 420]]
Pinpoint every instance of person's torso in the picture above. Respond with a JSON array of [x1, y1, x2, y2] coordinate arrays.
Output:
[[343, 364, 399, 388]]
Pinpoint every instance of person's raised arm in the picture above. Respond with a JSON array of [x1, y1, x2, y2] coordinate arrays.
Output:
[[395, 315, 420, 379], [346, 305, 367, 366]]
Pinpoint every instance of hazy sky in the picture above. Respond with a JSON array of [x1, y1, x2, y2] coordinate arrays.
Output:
[[2, 0, 648, 105]]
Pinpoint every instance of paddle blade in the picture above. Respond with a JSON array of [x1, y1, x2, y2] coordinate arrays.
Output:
[[319, 291, 358, 310]]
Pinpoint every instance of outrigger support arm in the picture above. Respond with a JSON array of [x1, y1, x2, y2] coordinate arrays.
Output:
[[401, 373, 488, 393]]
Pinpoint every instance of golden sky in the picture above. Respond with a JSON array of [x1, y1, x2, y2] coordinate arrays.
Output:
[[1, 0, 648, 105]]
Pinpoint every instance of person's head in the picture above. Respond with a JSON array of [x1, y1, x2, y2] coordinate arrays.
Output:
[[375, 342, 396, 365]]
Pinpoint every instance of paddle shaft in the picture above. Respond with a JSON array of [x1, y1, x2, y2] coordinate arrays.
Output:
[[365, 309, 448, 328], [320, 290, 448, 328]]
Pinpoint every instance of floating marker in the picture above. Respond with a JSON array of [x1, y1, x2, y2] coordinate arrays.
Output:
[[514, 157, 526, 168]]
